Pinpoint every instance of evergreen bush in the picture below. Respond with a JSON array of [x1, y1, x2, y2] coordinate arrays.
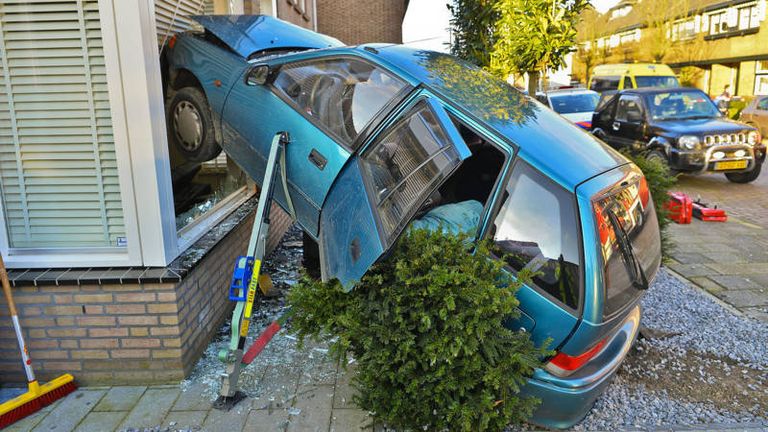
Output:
[[288, 228, 549, 431]]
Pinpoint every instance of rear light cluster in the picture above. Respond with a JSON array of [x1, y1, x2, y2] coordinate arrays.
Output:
[[545, 337, 608, 377]]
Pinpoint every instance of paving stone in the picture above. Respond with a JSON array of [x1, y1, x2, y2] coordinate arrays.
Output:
[[286, 385, 334, 432], [705, 262, 768, 275], [666, 263, 716, 278], [688, 276, 725, 294], [741, 306, 768, 322], [201, 404, 249, 431], [669, 252, 713, 264], [330, 409, 371, 432], [709, 274, 763, 290], [117, 388, 179, 430], [92, 386, 146, 412], [4, 407, 49, 432], [31, 389, 106, 432], [163, 410, 208, 429], [333, 367, 358, 410], [74, 411, 126, 432], [699, 251, 748, 264], [244, 408, 290, 431], [717, 289, 768, 308], [170, 382, 213, 411]]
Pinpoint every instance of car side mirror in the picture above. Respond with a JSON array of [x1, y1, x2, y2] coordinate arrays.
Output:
[[626, 111, 643, 123], [246, 65, 270, 86]]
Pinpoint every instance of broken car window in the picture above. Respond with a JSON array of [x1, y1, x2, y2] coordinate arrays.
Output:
[[361, 100, 462, 242], [273, 57, 406, 147], [492, 161, 581, 310]]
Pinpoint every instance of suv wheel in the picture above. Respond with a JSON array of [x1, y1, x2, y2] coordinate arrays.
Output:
[[168, 87, 222, 163], [725, 163, 762, 183], [646, 149, 677, 175]]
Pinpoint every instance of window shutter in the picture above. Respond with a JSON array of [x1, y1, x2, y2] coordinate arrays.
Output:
[[0, 0, 124, 249], [154, 0, 211, 48]]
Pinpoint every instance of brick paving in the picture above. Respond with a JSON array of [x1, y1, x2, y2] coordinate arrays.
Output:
[[666, 171, 768, 322]]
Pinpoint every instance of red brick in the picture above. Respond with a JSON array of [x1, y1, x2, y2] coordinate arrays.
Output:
[[115, 292, 156, 303], [77, 316, 116, 327], [73, 294, 113, 303], [105, 304, 146, 315], [81, 338, 119, 349], [118, 316, 157, 326], [122, 338, 161, 348], [89, 328, 129, 338], [111, 349, 150, 359]]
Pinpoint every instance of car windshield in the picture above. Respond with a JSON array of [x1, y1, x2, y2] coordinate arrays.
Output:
[[645, 90, 720, 120], [549, 93, 599, 114], [634, 76, 679, 88]]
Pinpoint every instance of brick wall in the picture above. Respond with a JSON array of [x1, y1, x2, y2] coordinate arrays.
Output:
[[277, 0, 314, 30], [316, 0, 406, 45], [0, 203, 293, 385]]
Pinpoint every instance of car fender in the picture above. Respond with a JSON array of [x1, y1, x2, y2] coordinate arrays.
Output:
[[592, 127, 607, 140], [647, 136, 671, 155]]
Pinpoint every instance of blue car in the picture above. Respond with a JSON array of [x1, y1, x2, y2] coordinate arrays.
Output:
[[163, 15, 661, 428]]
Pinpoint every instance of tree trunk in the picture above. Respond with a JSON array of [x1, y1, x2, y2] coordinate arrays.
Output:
[[527, 70, 539, 96]]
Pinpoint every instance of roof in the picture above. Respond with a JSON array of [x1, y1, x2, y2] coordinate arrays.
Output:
[[617, 86, 707, 95], [546, 88, 598, 96], [368, 45, 626, 189]]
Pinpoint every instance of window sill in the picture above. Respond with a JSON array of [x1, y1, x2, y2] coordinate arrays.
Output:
[[704, 27, 759, 41]]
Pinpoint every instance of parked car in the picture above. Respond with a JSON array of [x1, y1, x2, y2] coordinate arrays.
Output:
[[164, 15, 661, 429], [739, 95, 768, 141], [592, 87, 765, 183], [589, 63, 679, 93], [537, 88, 599, 129]]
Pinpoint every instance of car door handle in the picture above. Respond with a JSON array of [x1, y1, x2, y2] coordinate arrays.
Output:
[[612, 122, 620, 131], [308, 148, 327, 170]]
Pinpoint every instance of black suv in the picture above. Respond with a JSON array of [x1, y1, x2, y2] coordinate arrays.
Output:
[[592, 87, 765, 183]]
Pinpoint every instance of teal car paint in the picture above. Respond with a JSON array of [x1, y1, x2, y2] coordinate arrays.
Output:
[[163, 16, 662, 429]]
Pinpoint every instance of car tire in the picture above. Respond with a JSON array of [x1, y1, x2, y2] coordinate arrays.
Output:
[[725, 163, 762, 183], [167, 87, 222, 163], [646, 149, 677, 176]]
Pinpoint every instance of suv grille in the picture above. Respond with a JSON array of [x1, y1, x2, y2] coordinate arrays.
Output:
[[703, 133, 746, 146]]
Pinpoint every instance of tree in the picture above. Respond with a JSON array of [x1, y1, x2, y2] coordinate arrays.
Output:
[[448, 0, 499, 67], [636, 0, 694, 63], [575, 7, 601, 83], [490, 0, 590, 95]]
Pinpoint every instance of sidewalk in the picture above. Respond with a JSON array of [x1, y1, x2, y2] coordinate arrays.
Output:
[[3, 358, 369, 432], [666, 174, 768, 322]]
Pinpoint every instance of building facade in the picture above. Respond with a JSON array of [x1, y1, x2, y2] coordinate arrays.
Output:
[[316, 0, 408, 44], [0, 0, 320, 384], [576, 0, 768, 97]]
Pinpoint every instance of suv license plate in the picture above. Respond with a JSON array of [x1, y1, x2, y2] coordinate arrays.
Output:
[[715, 160, 748, 170]]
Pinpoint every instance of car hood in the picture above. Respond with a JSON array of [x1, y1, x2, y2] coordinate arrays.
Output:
[[191, 15, 343, 58], [653, 117, 754, 135]]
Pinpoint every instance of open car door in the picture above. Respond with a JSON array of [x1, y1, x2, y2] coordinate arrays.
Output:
[[319, 94, 471, 288]]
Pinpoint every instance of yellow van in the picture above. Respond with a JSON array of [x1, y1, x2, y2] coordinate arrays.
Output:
[[588, 63, 679, 92]]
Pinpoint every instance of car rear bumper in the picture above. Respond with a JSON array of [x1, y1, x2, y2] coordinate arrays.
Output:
[[523, 306, 641, 429]]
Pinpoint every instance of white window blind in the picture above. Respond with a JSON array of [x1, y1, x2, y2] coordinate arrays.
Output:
[[155, 0, 211, 48], [0, 0, 124, 249]]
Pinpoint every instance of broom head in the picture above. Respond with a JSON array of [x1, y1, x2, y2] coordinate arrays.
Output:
[[0, 374, 77, 429]]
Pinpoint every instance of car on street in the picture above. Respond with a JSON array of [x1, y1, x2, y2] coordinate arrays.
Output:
[[536, 88, 599, 129], [164, 15, 662, 429], [592, 87, 765, 183], [589, 63, 679, 93], [739, 95, 768, 142]]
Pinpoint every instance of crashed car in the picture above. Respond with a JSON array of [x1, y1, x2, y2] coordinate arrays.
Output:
[[164, 15, 662, 429], [592, 87, 765, 183]]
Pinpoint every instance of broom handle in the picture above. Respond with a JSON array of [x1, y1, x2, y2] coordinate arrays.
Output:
[[0, 253, 35, 383]]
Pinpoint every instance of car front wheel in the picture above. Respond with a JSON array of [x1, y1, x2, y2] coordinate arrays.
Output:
[[168, 87, 222, 163], [646, 149, 677, 176], [725, 163, 762, 183]]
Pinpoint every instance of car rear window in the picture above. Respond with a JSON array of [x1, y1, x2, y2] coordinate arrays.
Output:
[[590, 76, 620, 92], [593, 172, 661, 317], [492, 161, 581, 310], [549, 93, 599, 114], [634, 75, 679, 88]]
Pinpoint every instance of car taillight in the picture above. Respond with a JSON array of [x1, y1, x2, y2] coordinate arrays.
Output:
[[544, 337, 608, 377], [638, 175, 650, 207]]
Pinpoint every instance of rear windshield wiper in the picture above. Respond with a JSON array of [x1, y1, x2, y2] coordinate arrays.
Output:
[[607, 208, 649, 291]]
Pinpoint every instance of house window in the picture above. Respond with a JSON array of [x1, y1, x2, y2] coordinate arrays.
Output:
[[671, 18, 697, 41], [709, 4, 761, 36], [755, 61, 768, 95], [0, 1, 125, 251]]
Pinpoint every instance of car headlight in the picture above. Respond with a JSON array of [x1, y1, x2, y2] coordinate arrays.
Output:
[[678, 135, 700, 150], [747, 130, 759, 145]]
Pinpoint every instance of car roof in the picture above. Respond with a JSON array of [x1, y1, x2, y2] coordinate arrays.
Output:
[[592, 63, 675, 76], [366, 45, 626, 189], [546, 88, 598, 97], [614, 87, 705, 96]]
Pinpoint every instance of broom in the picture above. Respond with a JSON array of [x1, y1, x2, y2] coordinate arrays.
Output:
[[0, 253, 77, 428]]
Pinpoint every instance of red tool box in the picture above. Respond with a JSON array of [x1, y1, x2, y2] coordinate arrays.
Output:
[[665, 192, 692, 224], [692, 200, 728, 222]]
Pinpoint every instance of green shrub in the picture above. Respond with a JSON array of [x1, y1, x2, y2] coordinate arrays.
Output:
[[288, 228, 549, 431], [622, 150, 677, 259]]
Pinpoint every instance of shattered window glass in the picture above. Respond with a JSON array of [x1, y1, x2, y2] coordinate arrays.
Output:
[[361, 100, 461, 241]]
